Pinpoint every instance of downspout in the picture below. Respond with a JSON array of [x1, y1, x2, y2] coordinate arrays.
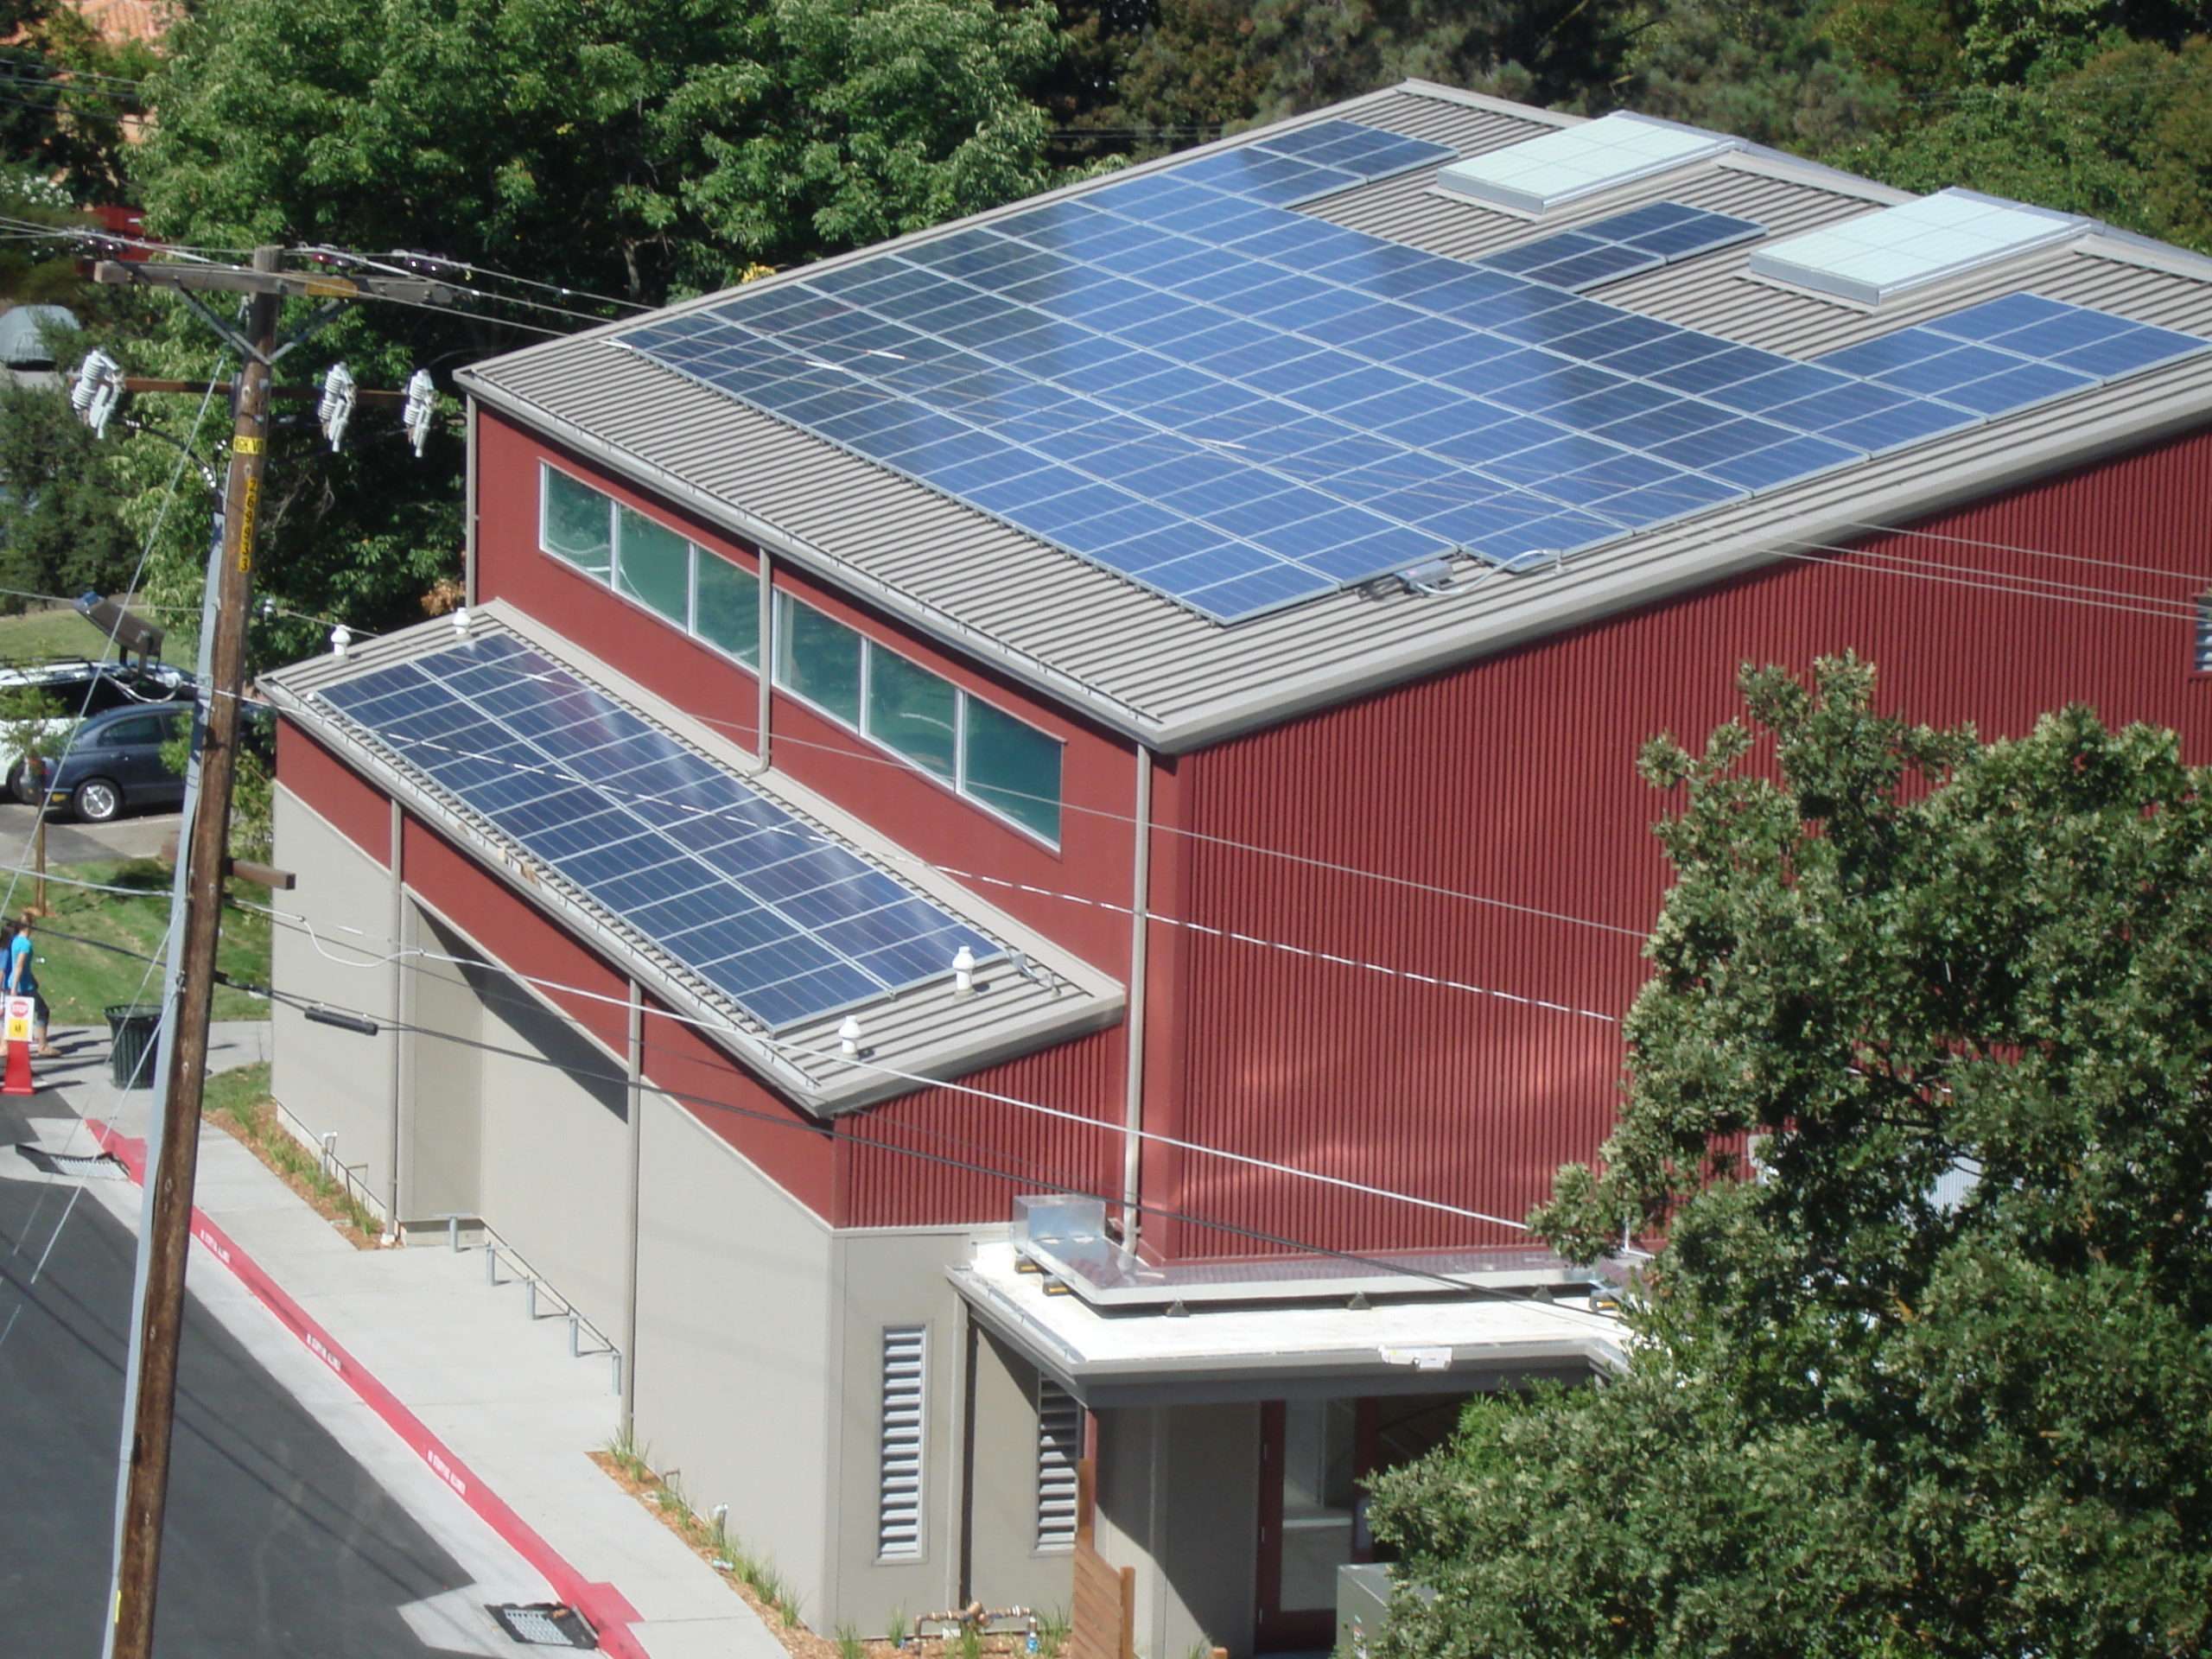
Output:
[[1121, 747, 1153, 1249], [462, 397, 480, 607], [385, 797, 404, 1236], [622, 980, 643, 1436], [755, 548, 773, 772]]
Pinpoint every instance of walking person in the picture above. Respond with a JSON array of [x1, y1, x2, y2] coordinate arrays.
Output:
[[8, 912, 54, 1056]]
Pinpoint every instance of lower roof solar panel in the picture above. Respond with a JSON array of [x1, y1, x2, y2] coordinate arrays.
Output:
[[319, 632, 1000, 1031]]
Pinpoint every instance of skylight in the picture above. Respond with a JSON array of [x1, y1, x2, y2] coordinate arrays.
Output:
[[1746, 189, 2088, 306], [1434, 113, 1740, 216]]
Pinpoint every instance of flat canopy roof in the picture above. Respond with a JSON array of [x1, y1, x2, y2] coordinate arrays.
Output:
[[950, 1241, 1624, 1408]]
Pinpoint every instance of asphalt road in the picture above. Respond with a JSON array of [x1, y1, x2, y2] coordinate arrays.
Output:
[[0, 1144, 515, 1656], [0, 801, 180, 867]]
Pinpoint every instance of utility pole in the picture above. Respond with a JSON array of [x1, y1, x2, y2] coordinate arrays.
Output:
[[86, 245, 455, 1659], [106, 244, 277, 1659]]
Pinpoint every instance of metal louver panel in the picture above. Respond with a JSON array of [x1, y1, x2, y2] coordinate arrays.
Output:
[[2196, 595, 2212, 672], [1035, 1378, 1082, 1552], [878, 1325, 927, 1560]]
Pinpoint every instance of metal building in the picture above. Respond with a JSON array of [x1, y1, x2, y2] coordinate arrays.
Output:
[[265, 80, 2212, 1654]]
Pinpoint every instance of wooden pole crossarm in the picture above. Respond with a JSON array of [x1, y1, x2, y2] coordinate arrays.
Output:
[[92, 259, 456, 306], [121, 377, 407, 403]]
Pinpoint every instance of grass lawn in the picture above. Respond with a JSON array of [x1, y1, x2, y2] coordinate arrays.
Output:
[[28, 858, 270, 1025], [0, 607, 120, 665]]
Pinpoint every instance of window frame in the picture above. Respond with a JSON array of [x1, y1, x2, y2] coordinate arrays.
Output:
[[2194, 592, 2212, 676], [770, 591, 1065, 850], [535, 460, 761, 671]]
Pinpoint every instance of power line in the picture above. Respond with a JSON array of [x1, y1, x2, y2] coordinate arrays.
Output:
[[245, 896, 1580, 1240], [273, 686, 1625, 1024]]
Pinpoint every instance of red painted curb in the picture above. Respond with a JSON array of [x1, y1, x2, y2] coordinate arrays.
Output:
[[89, 1120, 648, 1659]]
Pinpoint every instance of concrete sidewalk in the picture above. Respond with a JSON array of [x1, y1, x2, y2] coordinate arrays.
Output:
[[43, 1020, 785, 1659]]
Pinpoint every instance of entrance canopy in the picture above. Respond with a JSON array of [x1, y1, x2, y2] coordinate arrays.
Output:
[[950, 1240, 1625, 1408]]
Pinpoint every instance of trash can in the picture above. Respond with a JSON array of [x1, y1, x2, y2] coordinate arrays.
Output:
[[105, 1003, 162, 1090]]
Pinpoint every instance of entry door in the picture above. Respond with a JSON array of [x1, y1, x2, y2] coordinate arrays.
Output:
[[1255, 1400, 1359, 1651]]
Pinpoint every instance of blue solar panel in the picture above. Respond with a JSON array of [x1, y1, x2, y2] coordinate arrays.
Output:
[[1474, 202, 1764, 292], [321, 633, 1000, 1031], [626, 133, 2207, 626]]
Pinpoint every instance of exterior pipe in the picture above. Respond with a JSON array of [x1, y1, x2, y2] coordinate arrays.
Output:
[[755, 548, 773, 770], [385, 797, 404, 1232], [1121, 747, 1153, 1248], [621, 980, 644, 1436]]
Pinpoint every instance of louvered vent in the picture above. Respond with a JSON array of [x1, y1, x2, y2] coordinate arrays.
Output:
[[878, 1325, 927, 1560], [1035, 1378, 1082, 1552], [2196, 595, 2212, 673]]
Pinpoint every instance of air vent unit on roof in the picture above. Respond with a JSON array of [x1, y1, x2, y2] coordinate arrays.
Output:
[[1747, 188, 2088, 306], [1435, 112, 1740, 216]]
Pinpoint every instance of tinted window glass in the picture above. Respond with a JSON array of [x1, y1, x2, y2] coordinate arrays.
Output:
[[615, 506, 690, 625], [773, 595, 862, 728], [866, 651, 957, 780], [694, 553, 759, 664], [542, 467, 613, 576], [963, 699, 1061, 843], [102, 716, 163, 747]]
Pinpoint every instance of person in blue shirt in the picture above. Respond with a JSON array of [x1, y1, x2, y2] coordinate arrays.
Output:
[[7, 914, 52, 1056]]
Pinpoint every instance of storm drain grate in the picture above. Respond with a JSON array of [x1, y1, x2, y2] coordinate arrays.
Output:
[[13, 1145, 128, 1179], [486, 1604, 597, 1649]]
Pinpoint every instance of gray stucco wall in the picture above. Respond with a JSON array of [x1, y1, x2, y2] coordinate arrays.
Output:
[[270, 785, 397, 1211], [965, 1325, 1078, 1616], [409, 903, 629, 1338], [632, 1086, 836, 1621], [1096, 1404, 1261, 1659], [824, 1227, 970, 1631]]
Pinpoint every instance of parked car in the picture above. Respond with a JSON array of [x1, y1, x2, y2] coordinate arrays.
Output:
[[23, 700, 194, 822], [0, 658, 195, 801]]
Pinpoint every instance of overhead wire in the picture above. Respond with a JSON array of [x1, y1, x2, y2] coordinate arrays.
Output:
[[28, 913, 1630, 1305]]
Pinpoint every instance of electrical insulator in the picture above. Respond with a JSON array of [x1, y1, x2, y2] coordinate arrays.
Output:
[[402, 367, 437, 457], [70, 350, 123, 437], [317, 362, 356, 452]]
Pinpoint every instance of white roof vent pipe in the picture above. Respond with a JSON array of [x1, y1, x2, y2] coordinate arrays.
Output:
[[838, 1014, 862, 1058], [329, 624, 352, 658], [450, 604, 470, 638], [952, 945, 976, 995]]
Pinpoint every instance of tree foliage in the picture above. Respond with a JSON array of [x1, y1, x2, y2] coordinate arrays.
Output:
[[1370, 658, 2212, 1658], [105, 0, 1072, 663]]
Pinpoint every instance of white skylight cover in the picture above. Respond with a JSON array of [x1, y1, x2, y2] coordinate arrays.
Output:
[[1435, 113, 1739, 215], [1747, 188, 2088, 306]]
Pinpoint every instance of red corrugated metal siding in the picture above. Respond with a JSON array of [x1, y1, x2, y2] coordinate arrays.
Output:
[[836, 1028, 1124, 1228], [476, 413, 763, 750], [401, 815, 632, 1057], [639, 993, 837, 1220], [277, 718, 390, 865], [1153, 427, 2212, 1260]]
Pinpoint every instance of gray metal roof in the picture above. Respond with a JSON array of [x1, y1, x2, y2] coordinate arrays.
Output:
[[459, 83, 2212, 753], [263, 601, 1122, 1114]]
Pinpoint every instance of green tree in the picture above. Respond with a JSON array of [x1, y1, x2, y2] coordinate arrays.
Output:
[[0, 364, 139, 609], [114, 0, 1071, 664], [0, 0, 156, 205], [1369, 656, 2212, 1658]]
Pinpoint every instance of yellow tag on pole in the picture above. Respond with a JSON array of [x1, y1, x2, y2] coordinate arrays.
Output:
[[232, 435, 264, 455], [236, 475, 260, 573]]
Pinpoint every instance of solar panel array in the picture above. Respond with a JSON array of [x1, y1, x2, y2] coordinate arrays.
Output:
[[1474, 201, 1764, 292], [618, 120, 2210, 626], [320, 632, 999, 1031]]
